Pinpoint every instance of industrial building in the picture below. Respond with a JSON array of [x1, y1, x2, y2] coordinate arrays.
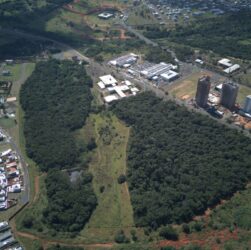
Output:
[[223, 64, 240, 74], [98, 12, 114, 19], [218, 58, 240, 74], [97, 75, 139, 104], [140, 62, 178, 80], [243, 95, 251, 114], [195, 76, 211, 108], [218, 58, 232, 68], [220, 82, 239, 110], [108, 54, 138, 68]]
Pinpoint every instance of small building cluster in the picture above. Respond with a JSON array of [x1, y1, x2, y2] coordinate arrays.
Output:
[[97, 75, 139, 104], [0, 221, 23, 250], [218, 58, 240, 74], [0, 149, 23, 211]]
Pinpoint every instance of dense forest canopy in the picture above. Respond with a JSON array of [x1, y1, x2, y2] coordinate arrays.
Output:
[[0, 0, 71, 17], [169, 11, 251, 60], [44, 169, 97, 232], [112, 93, 251, 228], [20, 59, 96, 231], [20, 59, 92, 171]]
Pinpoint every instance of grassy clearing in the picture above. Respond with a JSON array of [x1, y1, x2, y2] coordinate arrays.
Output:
[[168, 72, 207, 99], [0, 118, 16, 129], [16, 236, 42, 250], [237, 84, 251, 105], [15, 112, 136, 245], [0, 64, 22, 82], [80, 112, 134, 242], [11, 63, 35, 98]]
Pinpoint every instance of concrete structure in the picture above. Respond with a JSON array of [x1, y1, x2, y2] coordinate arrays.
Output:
[[109, 54, 138, 68], [160, 70, 179, 82], [195, 76, 211, 108], [104, 95, 118, 103], [195, 59, 204, 65], [99, 75, 117, 86], [243, 95, 251, 114], [98, 13, 114, 19], [218, 58, 232, 68], [140, 62, 175, 80], [220, 82, 239, 110], [97, 75, 140, 103], [223, 64, 240, 74]]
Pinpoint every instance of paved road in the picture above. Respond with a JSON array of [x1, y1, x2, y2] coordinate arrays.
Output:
[[0, 27, 90, 63]]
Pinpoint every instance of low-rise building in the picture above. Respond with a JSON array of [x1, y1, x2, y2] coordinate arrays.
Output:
[[218, 58, 232, 68], [98, 12, 114, 19]]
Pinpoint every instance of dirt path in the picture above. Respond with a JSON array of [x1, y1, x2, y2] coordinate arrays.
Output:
[[33, 176, 40, 203], [15, 229, 113, 249]]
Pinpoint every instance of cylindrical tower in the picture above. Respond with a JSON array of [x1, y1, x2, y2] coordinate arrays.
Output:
[[243, 95, 251, 114], [220, 82, 239, 110], [195, 76, 211, 108]]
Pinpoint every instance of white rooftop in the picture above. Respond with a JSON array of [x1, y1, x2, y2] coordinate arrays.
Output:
[[124, 80, 132, 86], [104, 95, 118, 103], [223, 64, 240, 74], [218, 58, 232, 67], [131, 87, 140, 92], [161, 70, 179, 81], [99, 75, 117, 86], [97, 81, 105, 90], [114, 86, 126, 98]]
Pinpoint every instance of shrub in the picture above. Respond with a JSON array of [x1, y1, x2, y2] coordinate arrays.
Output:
[[117, 174, 126, 184], [159, 226, 178, 241]]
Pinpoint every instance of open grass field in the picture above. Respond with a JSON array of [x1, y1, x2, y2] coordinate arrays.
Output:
[[168, 71, 208, 99], [80, 113, 134, 242], [0, 64, 22, 82], [15, 112, 139, 247], [237, 84, 251, 105]]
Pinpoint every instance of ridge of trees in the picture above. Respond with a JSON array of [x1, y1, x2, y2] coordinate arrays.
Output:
[[112, 92, 251, 228], [20, 59, 96, 232], [169, 11, 251, 60], [20, 59, 92, 171]]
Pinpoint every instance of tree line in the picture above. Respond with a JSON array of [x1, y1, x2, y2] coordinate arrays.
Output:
[[169, 10, 251, 60], [20, 59, 97, 232], [112, 92, 251, 228]]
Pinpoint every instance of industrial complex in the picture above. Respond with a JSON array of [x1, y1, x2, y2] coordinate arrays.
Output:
[[97, 74, 139, 103], [108, 53, 179, 86]]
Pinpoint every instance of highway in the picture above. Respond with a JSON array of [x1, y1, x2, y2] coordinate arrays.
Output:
[[0, 27, 91, 63]]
